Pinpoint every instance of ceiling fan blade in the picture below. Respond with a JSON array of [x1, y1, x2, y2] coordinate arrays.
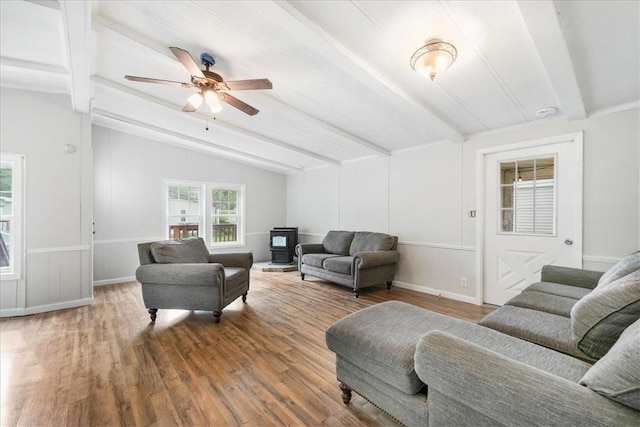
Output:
[[125, 75, 193, 88], [169, 47, 205, 78], [223, 79, 273, 91], [218, 93, 259, 116], [182, 102, 196, 113]]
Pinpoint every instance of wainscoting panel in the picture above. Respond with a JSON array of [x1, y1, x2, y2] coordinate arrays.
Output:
[[394, 243, 477, 303], [25, 247, 91, 309]]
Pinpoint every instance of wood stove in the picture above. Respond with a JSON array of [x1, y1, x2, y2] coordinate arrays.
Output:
[[269, 227, 298, 264]]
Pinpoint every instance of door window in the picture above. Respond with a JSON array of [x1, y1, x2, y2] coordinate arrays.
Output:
[[499, 157, 555, 235]]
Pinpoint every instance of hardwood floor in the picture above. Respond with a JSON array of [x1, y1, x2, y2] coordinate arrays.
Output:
[[0, 271, 494, 426]]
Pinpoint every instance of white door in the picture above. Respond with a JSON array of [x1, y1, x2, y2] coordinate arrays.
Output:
[[482, 136, 582, 306]]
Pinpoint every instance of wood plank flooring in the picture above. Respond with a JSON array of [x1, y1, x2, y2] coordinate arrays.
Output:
[[0, 271, 494, 426]]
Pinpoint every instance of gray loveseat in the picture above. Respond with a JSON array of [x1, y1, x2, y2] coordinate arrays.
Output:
[[296, 230, 399, 297], [326, 252, 640, 426]]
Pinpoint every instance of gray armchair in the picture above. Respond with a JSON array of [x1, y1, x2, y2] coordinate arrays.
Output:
[[136, 237, 253, 323]]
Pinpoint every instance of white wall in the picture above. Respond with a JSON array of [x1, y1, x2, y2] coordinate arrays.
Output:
[[93, 126, 287, 284], [286, 108, 640, 303], [0, 88, 93, 316]]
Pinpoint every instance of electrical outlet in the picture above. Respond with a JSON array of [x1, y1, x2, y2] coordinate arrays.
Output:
[[460, 277, 468, 287]]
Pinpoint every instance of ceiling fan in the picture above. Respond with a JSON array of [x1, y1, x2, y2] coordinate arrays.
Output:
[[125, 47, 272, 116]]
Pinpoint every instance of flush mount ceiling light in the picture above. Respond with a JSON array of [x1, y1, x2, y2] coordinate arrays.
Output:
[[535, 107, 558, 118], [410, 37, 457, 81]]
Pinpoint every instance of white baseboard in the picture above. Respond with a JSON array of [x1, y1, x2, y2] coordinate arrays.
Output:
[[0, 297, 93, 318], [93, 276, 136, 287], [393, 281, 479, 305]]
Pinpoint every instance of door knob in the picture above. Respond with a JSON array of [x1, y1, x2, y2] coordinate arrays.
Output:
[[564, 239, 573, 246]]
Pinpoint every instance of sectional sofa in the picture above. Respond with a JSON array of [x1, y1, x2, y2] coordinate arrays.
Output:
[[326, 252, 640, 426]]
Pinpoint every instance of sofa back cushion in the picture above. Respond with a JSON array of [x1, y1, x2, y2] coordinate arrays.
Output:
[[597, 251, 640, 288], [570, 254, 640, 360], [579, 318, 640, 410], [322, 231, 355, 255], [349, 232, 396, 255], [150, 237, 210, 264]]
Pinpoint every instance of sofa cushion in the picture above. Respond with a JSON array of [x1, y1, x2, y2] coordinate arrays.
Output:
[[526, 282, 593, 300], [505, 290, 579, 318], [479, 306, 591, 361], [302, 253, 340, 269], [322, 231, 355, 256], [323, 256, 353, 275], [349, 232, 395, 255], [571, 269, 640, 360], [597, 251, 640, 288], [580, 318, 640, 410], [150, 238, 210, 264]]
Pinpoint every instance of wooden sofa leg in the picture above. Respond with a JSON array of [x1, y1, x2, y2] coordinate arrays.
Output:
[[213, 311, 222, 323], [387, 281, 393, 290], [148, 308, 158, 322], [301, 273, 305, 280], [339, 382, 352, 404], [353, 289, 360, 298], [242, 292, 248, 303]]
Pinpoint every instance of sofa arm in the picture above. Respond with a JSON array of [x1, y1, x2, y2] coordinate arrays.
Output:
[[208, 252, 253, 270], [136, 263, 224, 286], [415, 331, 639, 427], [354, 250, 400, 269], [295, 243, 325, 258], [541, 265, 603, 289]]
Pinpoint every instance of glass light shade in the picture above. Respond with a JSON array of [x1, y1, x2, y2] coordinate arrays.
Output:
[[410, 38, 457, 81], [204, 91, 223, 113], [187, 92, 203, 108]]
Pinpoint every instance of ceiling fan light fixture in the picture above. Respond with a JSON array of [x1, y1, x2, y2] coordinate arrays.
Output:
[[187, 92, 203, 109], [204, 90, 223, 113], [410, 37, 457, 81]]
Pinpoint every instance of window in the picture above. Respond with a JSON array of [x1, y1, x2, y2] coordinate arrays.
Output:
[[499, 156, 556, 235], [1, 153, 24, 279], [165, 180, 245, 247]]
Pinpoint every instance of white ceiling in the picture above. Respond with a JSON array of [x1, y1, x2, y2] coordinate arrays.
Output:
[[1, 0, 639, 174]]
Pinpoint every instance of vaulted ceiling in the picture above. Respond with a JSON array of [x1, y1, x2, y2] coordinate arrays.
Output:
[[1, 1, 639, 174]]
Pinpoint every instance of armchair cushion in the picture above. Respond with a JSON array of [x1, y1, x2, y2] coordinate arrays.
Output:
[[571, 268, 640, 359], [322, 231, 355, 255], [580, 318, 640, 410], [349, 231, 395, 255], [150, 237, 210, 264]]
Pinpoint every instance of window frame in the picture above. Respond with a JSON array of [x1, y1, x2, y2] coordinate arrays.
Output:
[[1, 153, 25, 280], [163, 179, 246, 248]]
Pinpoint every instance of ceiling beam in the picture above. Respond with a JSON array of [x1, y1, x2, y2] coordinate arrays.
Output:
[[517, 0, 586, 120], [276, 1, 464, 143], [60, 0, 92, 113], [92, 109, 303, 174], [92, 76, 341, 166]]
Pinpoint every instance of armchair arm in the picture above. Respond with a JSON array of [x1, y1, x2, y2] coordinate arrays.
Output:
[[136, 263, 224, 286], [208, 252, 253, 270], [354, 250, 400, 269], [541, 265, 603, 289], [415, 331, 639, 427], [295, 243, 325, 257]]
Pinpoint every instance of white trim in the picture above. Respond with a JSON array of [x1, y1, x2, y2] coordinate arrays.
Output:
[[398, 241, 475, 252], [94, 276, 136, 287], [589, 101, 639, 119], [0, 297, 93, 318], [393, 281, 479, 305], [475, 131, 584, 305], [94, 237, 164, 245], [26, 245, 90, 254], [246, 231, 269, 236], [299, 232, 326, 238], [583, 255, 619, 265]]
